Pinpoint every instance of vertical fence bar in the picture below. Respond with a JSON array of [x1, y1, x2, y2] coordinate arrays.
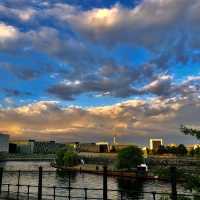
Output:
[[68, 186, 71, 200], [84, 188, 88, 200], [152, 192, 156, 200], [103, 166, 108, 200], [68, 172, 71, 200], [38, 166, 43, 200], [53, 186, 56, 200], [0, 167, 3, 194], [120, 191, 123, 200], [7, 184, 10, 197], [17, 170, 21, 200], [27, 185, 30, 200], [170, 166, 177, 200]]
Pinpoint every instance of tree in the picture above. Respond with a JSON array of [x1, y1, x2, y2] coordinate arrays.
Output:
[[176, 144, 187, 156], [56, 145, 79, 166], [156, 145, 167, 155], [116, 146, 144, 170], [180, 125, 200, 140], [63, 151, 79, 167], [190, 147, 200, 157], [56, 148, 66, 166]]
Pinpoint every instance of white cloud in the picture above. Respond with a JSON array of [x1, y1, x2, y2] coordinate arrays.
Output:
[[0, 23, 18, 41], [0, 96, 199, 144]]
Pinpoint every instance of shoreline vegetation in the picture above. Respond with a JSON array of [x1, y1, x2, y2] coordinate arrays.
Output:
[[2, 152, 200, 164]]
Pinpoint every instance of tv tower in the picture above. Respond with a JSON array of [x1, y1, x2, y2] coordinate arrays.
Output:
[[113, 134, 117, 145]]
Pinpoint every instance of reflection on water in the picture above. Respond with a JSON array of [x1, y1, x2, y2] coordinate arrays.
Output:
[[117, 178, 144, 199], [0, 161, 189, 199]]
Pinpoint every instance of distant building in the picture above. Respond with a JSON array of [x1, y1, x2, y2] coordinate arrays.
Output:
[[79, 143, 99, 153], [11, 140, 65, 154], [167, 143, 177, 147], [32, 140, 65, 154], [0, 133, 9, 153], [11, 140, 33, 154], [9, 143, 17, 153], [186, 144, 200, 151], [96, 142, 110, 153], [79, 142, 110, 153], [110, 144, 131, 152], [149, 138, 163, 151]]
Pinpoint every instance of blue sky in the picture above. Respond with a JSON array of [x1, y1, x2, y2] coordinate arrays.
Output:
[[0, 0, 200, 144]]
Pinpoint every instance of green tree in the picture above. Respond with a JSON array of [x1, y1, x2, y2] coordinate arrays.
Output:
[[190, 147, 200, 157], [176, 144, 187, 156], [116, 146, 144, 170], [56, 145, 78, 166], [56, 148, 66, 166], [63, 151, 79, 167], [180, 125, 200, 140], [156, 145, 167, 154]]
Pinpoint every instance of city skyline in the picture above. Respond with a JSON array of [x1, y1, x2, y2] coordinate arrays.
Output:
[[0, 0, 200, 144]]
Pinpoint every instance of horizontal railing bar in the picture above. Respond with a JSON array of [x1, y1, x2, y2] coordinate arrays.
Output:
[[1, 183, 200, 198]]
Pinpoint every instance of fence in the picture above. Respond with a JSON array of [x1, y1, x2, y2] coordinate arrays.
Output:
[[0, 166, 199, 200]]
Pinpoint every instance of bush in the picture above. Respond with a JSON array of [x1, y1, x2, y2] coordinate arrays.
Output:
[[116, 146, 144, 170]]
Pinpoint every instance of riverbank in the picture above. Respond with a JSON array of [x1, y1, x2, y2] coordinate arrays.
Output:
[[0, 153, 56, 161], [51, 163, 154, 179], [2, 153, 200, 167]]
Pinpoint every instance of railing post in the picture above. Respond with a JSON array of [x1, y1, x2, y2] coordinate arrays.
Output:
[[0, 167, 3, 194], [152, 191, 156, 200], [27, 185, 30, 200], [38, 166, 43, 200], [84, 188, 88, 200], [170, 166, 177, 200], [103, 166, 108, 200], [68, 172, 71, 200], [120, 191, 123, 200], [53, 186, 56, 200], [17, 170, 21, 200], [7, 184, 10, 197], [68, 186, 71, 200]]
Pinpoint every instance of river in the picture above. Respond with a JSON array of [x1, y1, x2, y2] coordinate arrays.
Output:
[[0, 161, 189, 200]]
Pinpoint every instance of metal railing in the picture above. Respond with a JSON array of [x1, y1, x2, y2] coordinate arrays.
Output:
[[0, 166, 199, 200], [1, 183, 199, 200]]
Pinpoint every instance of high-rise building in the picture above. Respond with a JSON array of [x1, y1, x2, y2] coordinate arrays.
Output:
[[0, 133, 9, 152]]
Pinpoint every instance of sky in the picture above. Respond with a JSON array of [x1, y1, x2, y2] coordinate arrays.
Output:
[[0, 0, 200, 145]]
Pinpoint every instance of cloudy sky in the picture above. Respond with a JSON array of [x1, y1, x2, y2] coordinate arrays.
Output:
[[0, 0, 200, 145]]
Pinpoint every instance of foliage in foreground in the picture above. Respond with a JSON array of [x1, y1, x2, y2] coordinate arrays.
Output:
[[116, 146, 144, 169]]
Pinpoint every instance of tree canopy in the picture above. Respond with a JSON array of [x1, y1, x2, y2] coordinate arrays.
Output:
[[116, 146, 144, 170], [56, 146, 79, 167], [180, 125, 200, 140]]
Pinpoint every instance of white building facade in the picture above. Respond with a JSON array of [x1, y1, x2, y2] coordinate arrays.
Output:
[[0, 133, 9, 152], [149, 138, 163, 150]]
